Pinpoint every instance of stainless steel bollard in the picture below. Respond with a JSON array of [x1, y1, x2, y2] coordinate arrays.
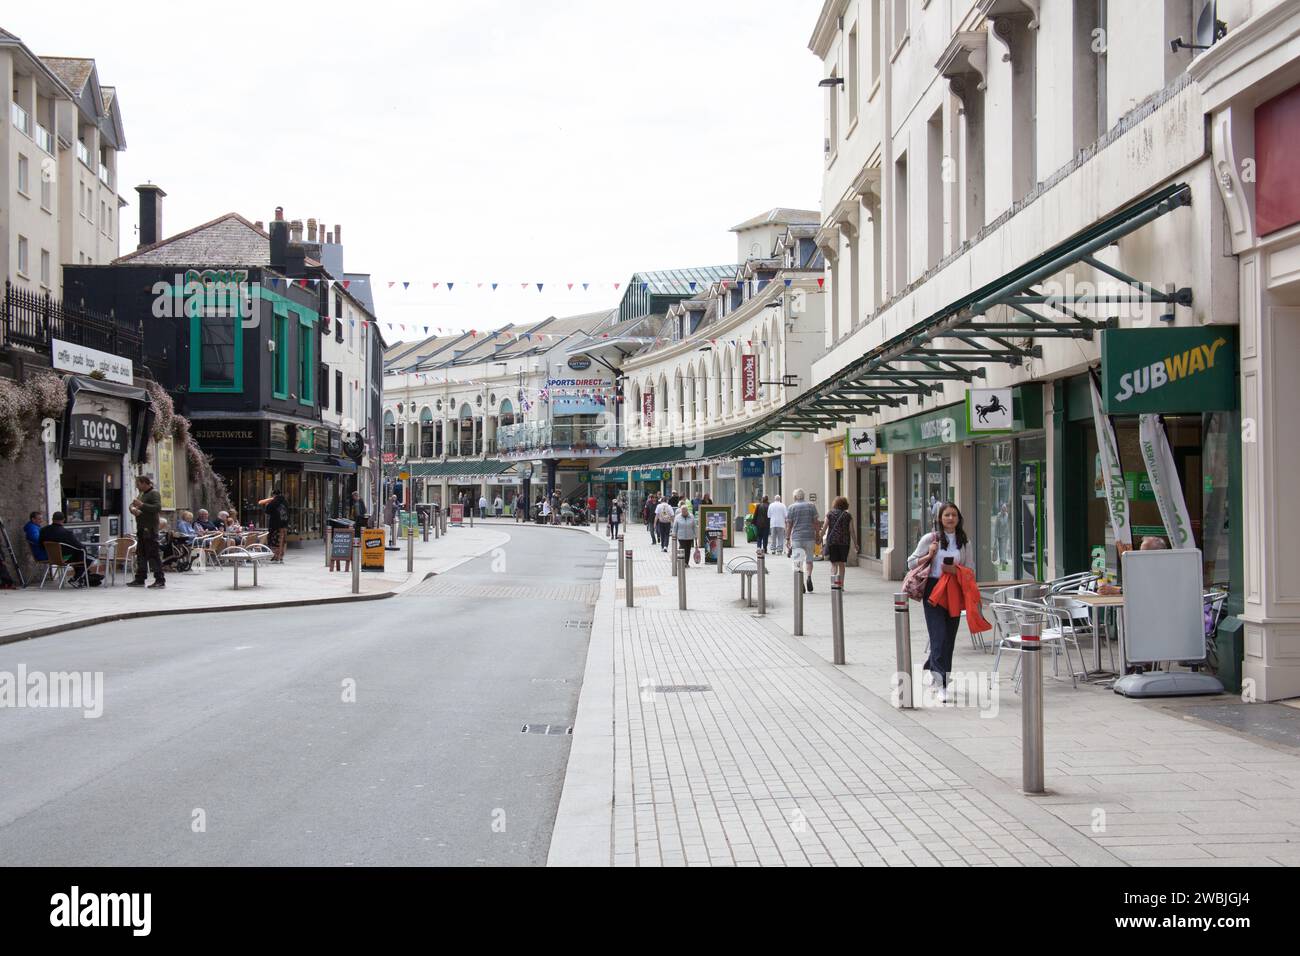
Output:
[[793, 568, 804, 636], [678, 549, 687, 610], [1021, 617, 1045, 794], [671, 542, 679, 577], [351, 539, 360, 594], [423, 514, 429, 542], [625, 549, 634, 607], [470, 509, 474, 528], [717, 538, 724, 574], [756, 552, 766, 615], [893, 592, 914, 709], [831, 583, 845, 665], [325, 528, 332, 567], [617, 536, 624, 579], [407, 528, 414, 572]]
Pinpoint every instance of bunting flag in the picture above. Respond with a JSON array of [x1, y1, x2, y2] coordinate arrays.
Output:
[[784, 278, 793, 287], [388, 282, 395, 288], [521, 283, 528, 290], [492, 283, 498, 290], [432, 282, 439, 289], [817, 277, 825, 289], [342, 280, 351, 290], [402, 282, 410, 290], [447, 283, 454, 291], [567, 283, 573, 290], [582, 283, 589, 291], [689, 282, 697, 291], [537, 283, 544, 292]]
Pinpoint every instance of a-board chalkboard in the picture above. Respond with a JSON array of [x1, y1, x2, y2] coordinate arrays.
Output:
[[330, 529, 354, 561]]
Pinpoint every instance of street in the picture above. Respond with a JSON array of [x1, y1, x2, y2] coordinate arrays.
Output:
[[0, 525, 608, 866]]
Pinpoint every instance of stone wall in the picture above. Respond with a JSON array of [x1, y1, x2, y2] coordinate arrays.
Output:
[[0, 434, 51, 585]]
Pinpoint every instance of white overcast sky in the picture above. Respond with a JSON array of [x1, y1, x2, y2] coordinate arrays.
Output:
[[11, 1, 825, 342]]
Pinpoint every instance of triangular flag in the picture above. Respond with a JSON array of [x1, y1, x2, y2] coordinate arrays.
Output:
[[721, 280, 729, 289], [388, 282, 396, 289], [478, 283, 484, 289], [689, 282, 697, 291], [640, 282, 648, 291], [491, 283, 498, 291], [582, 283, 589, 291], [432, 282, 440, 290], [817, 277, 825, 289], [537, 283, 544, 292], [567, 283, 573, 290], [447, 283, 454, 291], [402, 282, 410, 290], [423, 326, 430, 333], [614, 283, 621, 290], [342, 280, 351, 290], [783, 278, 793, 287]]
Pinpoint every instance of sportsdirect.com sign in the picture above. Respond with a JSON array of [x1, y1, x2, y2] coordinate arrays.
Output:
[[1101, 328, 1236, 414]]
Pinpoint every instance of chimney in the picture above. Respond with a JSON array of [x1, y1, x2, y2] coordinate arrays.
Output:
[[134, 184, 166, 249], [289, 219, 303, 242], [270, 209, 288, 272], [334, 223, 342, 244], [307, 218, 317, 242]]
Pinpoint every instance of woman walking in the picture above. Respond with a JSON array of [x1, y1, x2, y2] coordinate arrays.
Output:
[[610, 498, 623, 539], [670, 503, 696, 568], [822, 496, 858, 589], [907, 502, 974, 700], [753, 496, 771, 554]]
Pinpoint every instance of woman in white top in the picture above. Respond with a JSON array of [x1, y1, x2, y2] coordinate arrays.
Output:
[[907, 502, 975, 697], [670, 504, 697, 568]]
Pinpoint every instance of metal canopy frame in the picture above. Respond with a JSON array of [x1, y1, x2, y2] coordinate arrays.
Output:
[[756, 182, 1193, 435]]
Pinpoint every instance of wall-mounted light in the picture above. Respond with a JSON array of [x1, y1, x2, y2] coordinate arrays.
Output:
[[818, 77, 844, 88]]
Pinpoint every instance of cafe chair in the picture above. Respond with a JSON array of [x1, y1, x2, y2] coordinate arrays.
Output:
[[991, 602, 1082, 692], [1008, 598, 1087, 688], [101, 536, 137, 586], [43, 542, 85, 590], [26, 544, 51, 589]]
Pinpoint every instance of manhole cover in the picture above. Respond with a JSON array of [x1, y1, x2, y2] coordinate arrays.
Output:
[[653, 685, 712, 693], [521, 724, 573, 735]]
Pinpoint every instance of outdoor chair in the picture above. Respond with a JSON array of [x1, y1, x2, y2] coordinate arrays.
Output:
[[990, 602, 1077, 692], [1007, 597, 1088, 688], [101, 536, 137, 586], [26, 543, 51, 590], [42, 542, 86, 590]]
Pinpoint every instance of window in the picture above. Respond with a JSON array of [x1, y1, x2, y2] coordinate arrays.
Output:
[[848, 26, 860, 124], [319, 362, 330, 409], [335, 318, 343, 343], [926, 106, 944, 268], [298, 312, 315, 405], [17, 236, 29, 276], [195, 313, 239, 390], [17, 154, 29, 195], [828, 70, 839, 157], [272, 310, 289, 398], [40, 249, 50, 287], [893, 0, 908, 51], [100, 200, 107, 233], [41, 174, 51, 211], [871, 0, 881, 87], [893, 152, 909, 289], [335, 370, 343, 415]]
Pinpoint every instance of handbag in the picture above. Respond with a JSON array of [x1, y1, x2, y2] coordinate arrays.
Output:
[[693, 547, 702, 565], [902, 551, 933, 601]]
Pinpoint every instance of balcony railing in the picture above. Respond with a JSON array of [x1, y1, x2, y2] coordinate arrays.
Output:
[[99, 163, 112, 188], [496, 421, 624, 454], [36, 124, 53, 154], [11, 101, 31, 137], [76, 140, 91, 167], [2, 280, 143, 364]]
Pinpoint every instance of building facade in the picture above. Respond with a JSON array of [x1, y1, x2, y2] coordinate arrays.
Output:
[[783, 0, 1299, 696]]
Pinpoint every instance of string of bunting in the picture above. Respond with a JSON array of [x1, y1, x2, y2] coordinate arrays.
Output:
[[268, 277, 821, 295]]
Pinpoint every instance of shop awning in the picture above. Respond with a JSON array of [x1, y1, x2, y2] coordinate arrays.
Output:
[[597, 429, 775, 471], [409, 459, 514, 479], [758, 182, 1194, 433]]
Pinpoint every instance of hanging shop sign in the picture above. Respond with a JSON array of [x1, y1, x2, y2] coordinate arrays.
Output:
[[741, 458, 765, 478], [716, 462, 737, 479], [566, 354, 593, 371], [770, 458, 782, 476], [158, 437, 176, 510], [878, 388, 1042, 453], [966, 387, 1014, 433], [741, 354, 757, 402], [1101, 328, 1236, 414], [68, 410, 127, 456], [633, 469, 664, 482], [845, 427, 877, 458], [642, 391, 655, 429], [831, 442, 845, 471], [52, 338, 134, 385]]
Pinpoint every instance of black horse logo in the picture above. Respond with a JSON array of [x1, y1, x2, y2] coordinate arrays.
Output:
[[851, 432, 872, 451], [975, 394, 1007, 424]]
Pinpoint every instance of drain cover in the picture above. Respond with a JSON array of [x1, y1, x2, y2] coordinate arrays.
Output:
[[521, 724, 573, 735], [653, 684, 712, 693], [562, 619, 593, 629]]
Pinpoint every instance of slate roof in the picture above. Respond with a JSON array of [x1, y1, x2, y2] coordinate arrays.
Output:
[[729, 208, 820, 232], [116, 213, 278, 266], [40, 56, 95, 94]]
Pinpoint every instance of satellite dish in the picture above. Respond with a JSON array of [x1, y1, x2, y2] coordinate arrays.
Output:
[[1194, 0, 1221, 48]]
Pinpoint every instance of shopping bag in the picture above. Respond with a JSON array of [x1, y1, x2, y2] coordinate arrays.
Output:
[[902, 553, 933, 601]]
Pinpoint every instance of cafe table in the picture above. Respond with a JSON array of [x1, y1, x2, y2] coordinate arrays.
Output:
[[1070, 591, 1127, 675]]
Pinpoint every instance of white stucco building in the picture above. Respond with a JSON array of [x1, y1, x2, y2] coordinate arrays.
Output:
[[774, 0, 1300, 698]]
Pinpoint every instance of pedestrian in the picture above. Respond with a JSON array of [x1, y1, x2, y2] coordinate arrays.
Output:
[[668, 489, 681, 509], [23, 511, 46, 562], [258, 488, 290, 562], [907, 502, 974, 700], [822, 495, 858, 589], [753, 496, 770, 553], [494, 494, 503, 517], [644, 494, 657, 542], [610, 498, 623, 538], [671, 503, 696, 567], [785, 488, 820, 592], [767, 495, 787, 554], [655, 496, 675, 552], [127, 474, 165, 588], [38, 511, 91, 585], [993, 502, 1010, 569], [350, 491, 368, 538], [385, 494, 399, 532], [479, 493, 488, 518]]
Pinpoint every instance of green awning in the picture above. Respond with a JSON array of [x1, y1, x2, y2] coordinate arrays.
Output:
[[598, 429, 774, 470], [409, 459, 513, 478], [758, 182, 1194, 433]]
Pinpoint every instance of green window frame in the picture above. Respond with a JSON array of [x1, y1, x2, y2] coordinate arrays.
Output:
[[188, 287, 243, 393], [297, 309, 315, 406], [272, 307, 289, 399]]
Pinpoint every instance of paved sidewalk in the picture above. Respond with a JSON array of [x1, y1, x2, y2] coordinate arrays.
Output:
[[550, 530, 1300, 866], [0, 525, 510, 645]]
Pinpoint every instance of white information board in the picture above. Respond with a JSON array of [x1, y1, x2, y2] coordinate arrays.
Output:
[[1120, 549, 1206, 663]]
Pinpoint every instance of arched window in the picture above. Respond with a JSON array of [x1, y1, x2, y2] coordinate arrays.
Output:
[[419, 406, 434, 457], [383, 409, 397, 455], [499, 398, 515, 428], [456, 403, 473, 457]]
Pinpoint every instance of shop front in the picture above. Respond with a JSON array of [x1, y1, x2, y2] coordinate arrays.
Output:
[[740, 458, 765, 504], [56, 376, 154, 548], [879, 387, 1045, 581]]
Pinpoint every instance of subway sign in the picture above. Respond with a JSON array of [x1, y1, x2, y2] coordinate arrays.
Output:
[[1101, 328, 1236, 414]]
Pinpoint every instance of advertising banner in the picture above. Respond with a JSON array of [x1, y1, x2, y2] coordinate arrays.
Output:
[[741, 354, 757, 402], [1138, 414, 1195, 549], [642, 391, 655, 429], [158, 437, 176, 510], [1090, 377, 1133, 550]]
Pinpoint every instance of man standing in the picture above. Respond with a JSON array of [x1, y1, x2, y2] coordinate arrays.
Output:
[[351, 491, 368, 539], [258, 488, 290, 562], [494, 494, 503, 517], [479, 493, 489, 518], [128, 474, 165, 588], [655, 496, 675, 552], [385, 494, 399, 543], [767, 495, 788, 554]]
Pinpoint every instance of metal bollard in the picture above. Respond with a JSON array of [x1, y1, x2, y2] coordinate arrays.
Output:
[[831, 583, 845, 665], [617, 535, 624, 579], [407, 528, 414, 572], [325, 528, 332, 567], [351, 539, 360, 594], [470, 509, 474, 528], [624, 549, 634, 607], [423, 515, 429, 542], [1021, 617, 1045, 794], [671, 543, 678, 577], [893, 592, 914, 709], [678, 548, 687, 611], [717, 538, 724, 574], [756, 552, 766, 615], [792, 568, 804, 636]]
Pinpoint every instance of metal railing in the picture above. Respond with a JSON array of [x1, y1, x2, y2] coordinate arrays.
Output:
[[11, 101, 31, 137], [2, 281, 142, 363], [36, 124, 53, 154], [496, 421, 624, 454], [76, 140, 91, 167]]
